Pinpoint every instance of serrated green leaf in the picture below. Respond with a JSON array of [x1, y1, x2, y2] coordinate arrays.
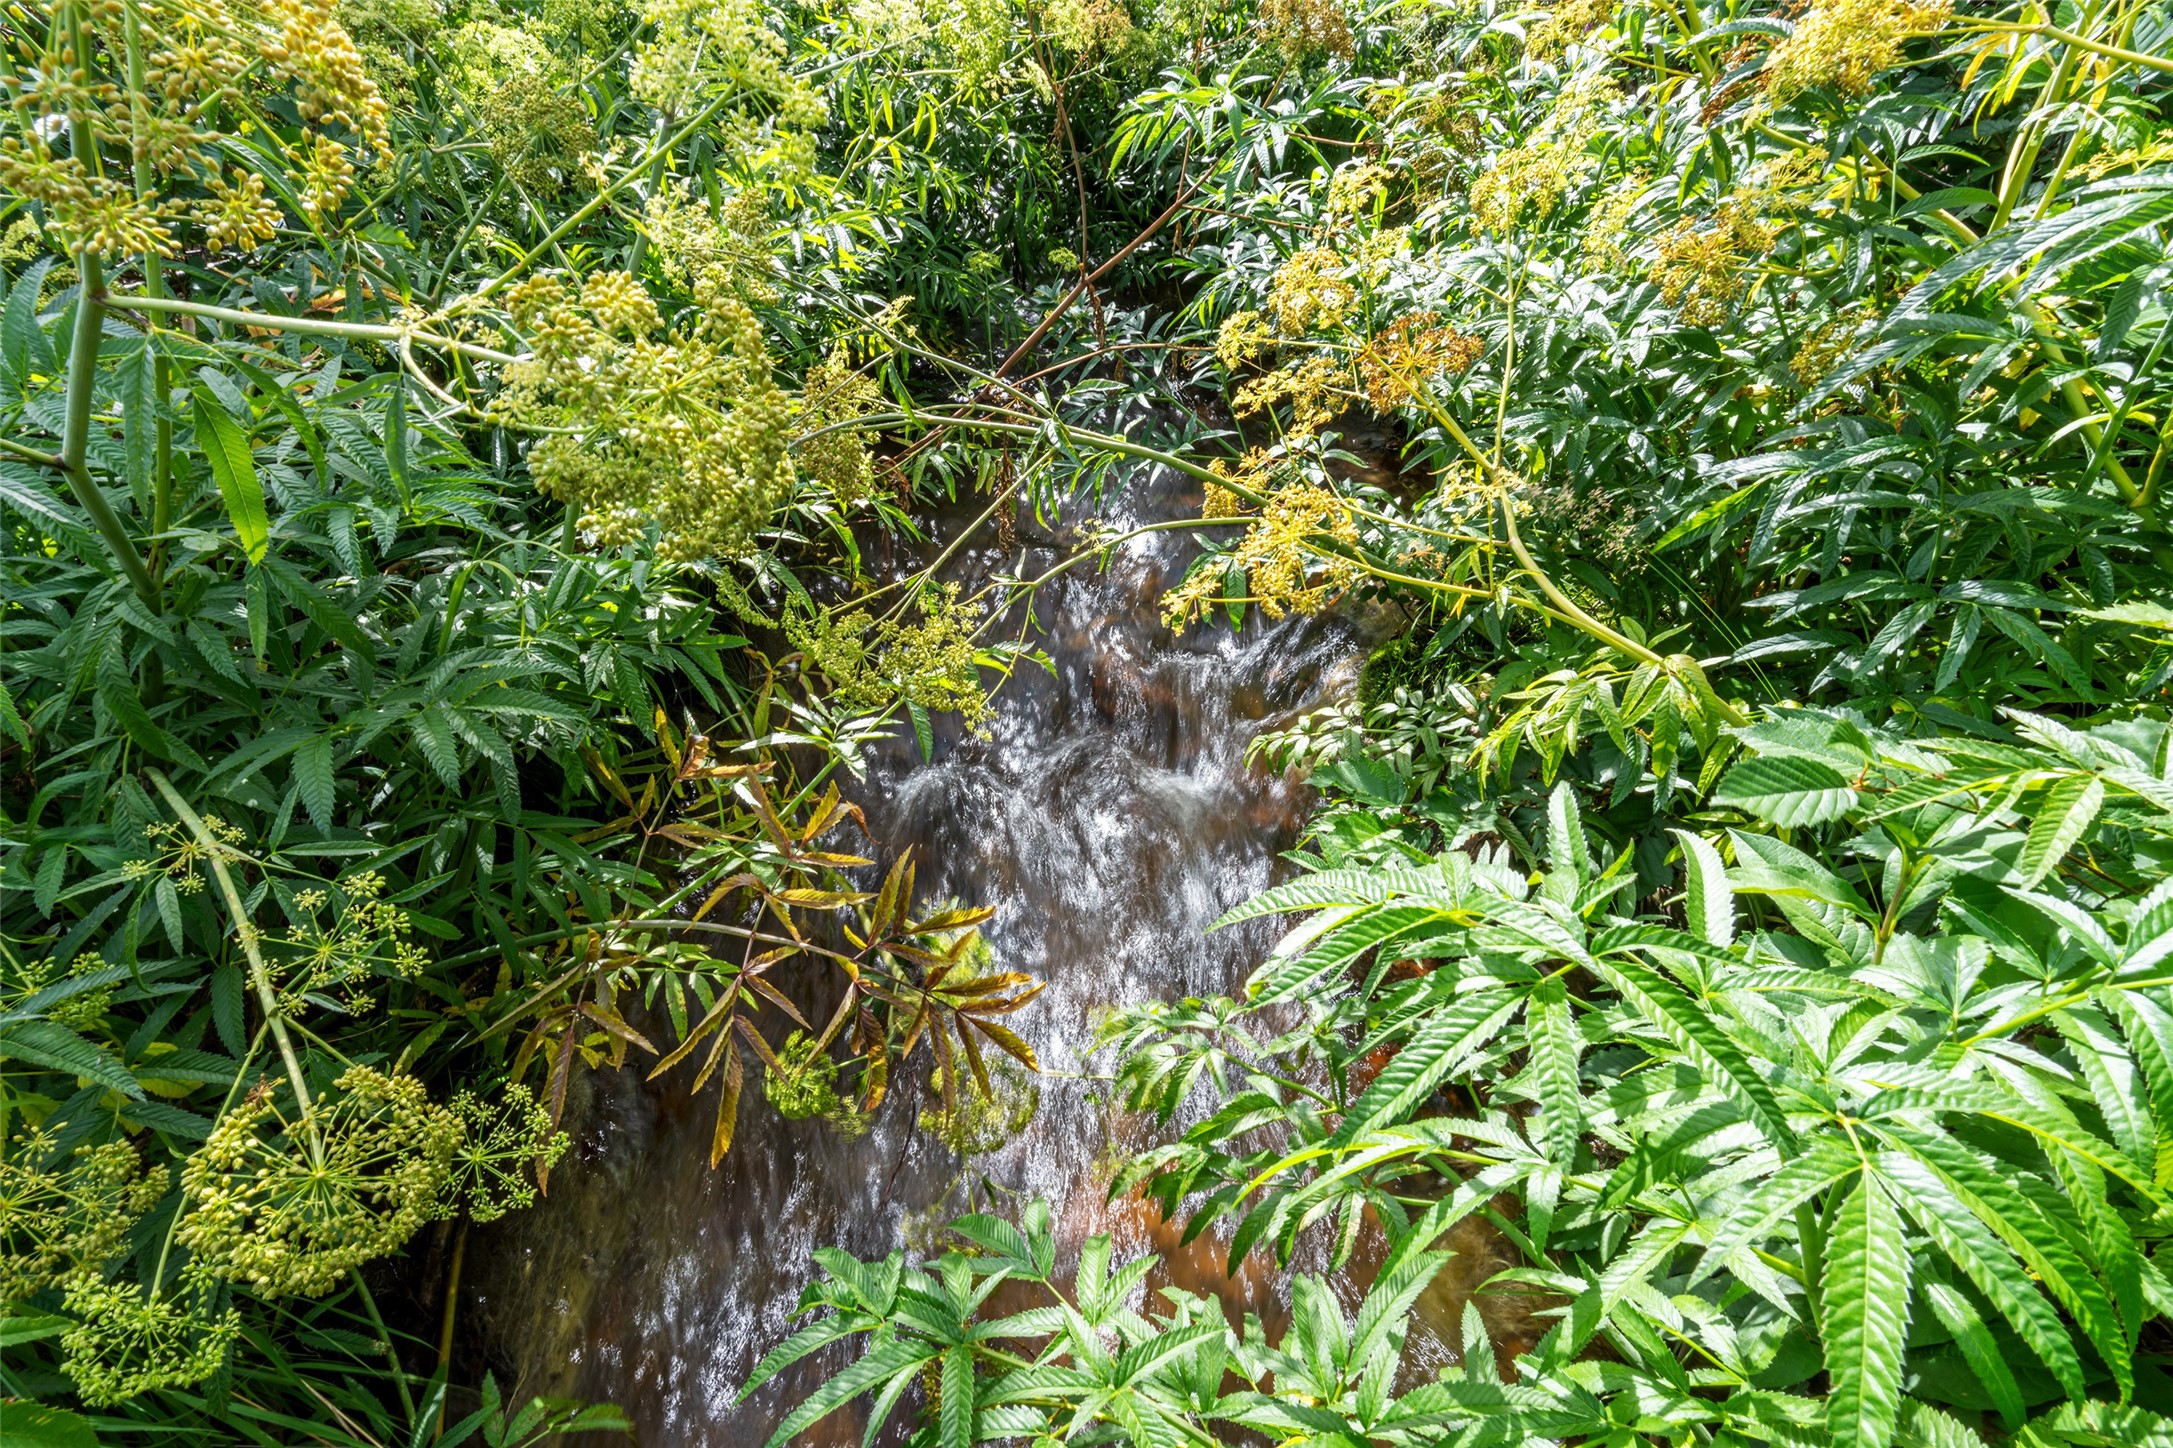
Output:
[[1821, 1172, 1911, 1448], [1713, 753, 1859, 827], [1922, 1278, 2024, 1429], [292, 733, 335, 833], [1672, 828, 1735, 948], [193, 388, 269, 564], [1326, 988, 1526, 1148], [2021, 774, 2104, 886], [0, 1020, 143, 1099]]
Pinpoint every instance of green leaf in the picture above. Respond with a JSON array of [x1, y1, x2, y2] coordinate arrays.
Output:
[[1692, 1143, 1859, 1287], [2021, 775, 2104, 886], [95, 638, 202, 769], [1525, 977, 1583, 1166], [1879, 1149, 2084, 1399], [1544, 779, 1589, 896], [909, 700, 934, 762], [1601, 1100, 1745, 1209], [292, 733, 336, 834], [210, 961, 246, 1057], [2019, 1399, 2173, 1447], [117, 344, 153, 515], [412, 707, 463, 788], [1672, 828, 1735, 948], [1879, 1125, 2124, 1395], [1729, 830, 1877, 920], [1712, 753, 1858, 827], [2, 257, 56, 383], [940, 1342, 972, 1448], [263, 558, 374, 661], [193, 388, 269, 564], [0, 1020, 143, 1099], [0, 1403, 100, 1448], [1821, 1171, 1912, 1448], [1921, 1278, 2025, 1429], [758, 1336, 936, 1448], [0, 1313, 70, 1347], [1325, 989, 1527, 1148], [1586, 950, 1795, 1150]]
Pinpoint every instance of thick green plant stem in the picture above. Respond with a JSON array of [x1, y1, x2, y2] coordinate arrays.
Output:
[[109, 292, 520, 364], [123, 0, 176, 582], [147, 770, 318, 1141], [61, 258, 161, 611], [1961, 17, 2173, 78]]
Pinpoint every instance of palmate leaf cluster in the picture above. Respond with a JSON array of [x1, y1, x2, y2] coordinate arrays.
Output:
[[774, 729, 2173, 1447]]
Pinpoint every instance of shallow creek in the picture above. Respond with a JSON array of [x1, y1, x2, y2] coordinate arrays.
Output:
[[461, 464, 1434, 1443]]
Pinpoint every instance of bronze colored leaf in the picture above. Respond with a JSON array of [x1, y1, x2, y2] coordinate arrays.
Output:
[[710, 1041, 743, 1168], [954, 1011, 993, 1095], [734, 1015, 786, 1075], [576, 1001, 657, 1056], [652, 982, 741, 1080], [743, 972, 812, 1030], [967, 1017, 1040, 1072]]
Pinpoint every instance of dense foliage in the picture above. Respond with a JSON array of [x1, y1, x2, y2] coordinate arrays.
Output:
[[6, 0, 2173, 1443]]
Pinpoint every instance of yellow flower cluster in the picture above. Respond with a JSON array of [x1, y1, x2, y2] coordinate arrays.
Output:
[[787, 582, 991, 728], [180, 1067, 462, 1298], [262, 0, 392, 151], [1234, 352, 1348, 437], [1165, 454, 1362, 629], [1324, 163, 1391, 222], [1045, 0, 1137, 56], [920, 1058, 1038, 1156], [270, 870, 430, 1010], [1790, 305, 1879, 389], [1265, 247, 1357, 334], [1202, 477, 1245, 519], [1260, 0, 1353, 60], [295, 136, 358, 225], [440, 20, 599, 196], [1375, 82, 1484, 195], [793, 349, 886, 507], [200, 171, 284, 251], [632, 0, 827, 171], [1358, 313, 1483, 412], [1215, 309, 1278, 370], [1468, 74, 1617, 236], [0, 0, 388, 258], [642, 182, 779, 305], [1526, 0, 1615, 60], [1651, 150, 1825, 324], [125, 815, 246, 894], [1653, 203, 1779, 324], [447, 1084, 571, 1223], [0, 1135, 164, 1307], [1580, 174, 1647, 271], [492, 269, 794, 561], [1764, 0, 1953, 101], [60, 1268, 239, 1407], [765, 1031, 871, 1137]]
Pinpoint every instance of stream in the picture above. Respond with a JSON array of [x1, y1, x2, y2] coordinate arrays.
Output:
[[461, 461, 1402, 1443]]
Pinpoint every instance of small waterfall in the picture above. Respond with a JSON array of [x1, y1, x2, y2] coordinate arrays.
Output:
[[461, 464, 1392, 1444]]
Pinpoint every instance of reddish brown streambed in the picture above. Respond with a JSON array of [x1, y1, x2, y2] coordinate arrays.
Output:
[[459, 464, 1399, 1443]]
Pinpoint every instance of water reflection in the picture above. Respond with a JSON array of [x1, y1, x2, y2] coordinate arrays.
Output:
[[462, 467, 1389, 1443]]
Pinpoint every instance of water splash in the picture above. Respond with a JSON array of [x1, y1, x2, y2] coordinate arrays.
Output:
[[461, 467, 1390, 1443]]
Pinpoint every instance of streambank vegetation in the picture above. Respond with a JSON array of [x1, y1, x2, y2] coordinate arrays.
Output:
[[5, 0, 2173, 1445]]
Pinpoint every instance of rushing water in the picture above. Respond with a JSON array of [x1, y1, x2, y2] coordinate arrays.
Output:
[[462, 463, 1397, 1444]]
